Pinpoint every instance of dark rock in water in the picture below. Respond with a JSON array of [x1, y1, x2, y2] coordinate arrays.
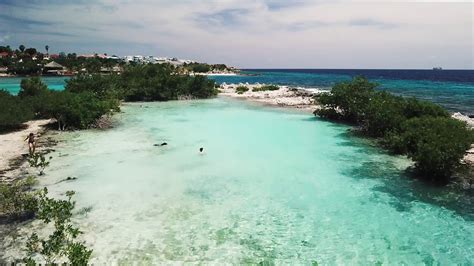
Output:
[[154, 142, 168, 146], [55, 176, 77, 184], [469, 115, 474, 119]]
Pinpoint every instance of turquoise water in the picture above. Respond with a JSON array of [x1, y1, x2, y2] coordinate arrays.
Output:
[[7, 98, 474, 264], [1, 69, 473, 114], [0, 77, 66, 94]]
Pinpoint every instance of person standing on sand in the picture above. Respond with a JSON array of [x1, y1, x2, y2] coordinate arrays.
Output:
[[25, 133, 36, 155]]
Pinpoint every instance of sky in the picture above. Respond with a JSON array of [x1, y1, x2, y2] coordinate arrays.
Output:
[[0, 0, 472, 69]]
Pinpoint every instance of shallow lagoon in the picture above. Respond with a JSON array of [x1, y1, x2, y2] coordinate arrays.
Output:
[[11, 98, 474, 263]]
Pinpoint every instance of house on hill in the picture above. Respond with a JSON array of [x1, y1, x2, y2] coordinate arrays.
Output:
[[43, 61, 66, 75]]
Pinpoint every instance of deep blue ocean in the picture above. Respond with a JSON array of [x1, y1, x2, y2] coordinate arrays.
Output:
[[212, 69, 474, 115], [1, 69, 473, 114]]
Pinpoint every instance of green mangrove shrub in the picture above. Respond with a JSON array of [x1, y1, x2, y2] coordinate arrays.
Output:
[[0, 90, 33, 132], [0, 177, 38, 220], [315, 76, 474, 182], [386, 117, 473, 180], [24, 189, 92, 265], [235, 86, 249, 94], [67, 64, 218, 102], [18, 77, 48, 99], [253, 85, 280, 92], [28, 154, 52, 176]]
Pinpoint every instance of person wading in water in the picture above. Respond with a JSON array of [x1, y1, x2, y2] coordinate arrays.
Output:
[[25, 133, 36, 155]]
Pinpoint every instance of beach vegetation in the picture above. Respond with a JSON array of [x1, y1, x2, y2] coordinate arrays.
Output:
[[0, 90, 34, 132], [236, 86, 249, 94], [191, 63, 211, 73], [23, 189, 92, 265], [18, 77, 49, 98], [0, 159, 93, 264], [28, 154, 52, 176], [253, 85, 280, 92], [182, 62, 233, 73], [315, 76, 474, 182], [7, 60, 43, 76], [2, 63, 217, 131], [0, 177, 38, 221], [384, 117, 473, 180], [66, 64, 218, 102], [44, 91, 115, 130]]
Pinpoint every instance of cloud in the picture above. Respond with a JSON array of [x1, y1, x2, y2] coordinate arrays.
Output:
[[286, 21, 330, 31], [349, 18, 397, 29], [195, 8, 251, 28], [0, 34, 11, 43], [0, 0, 471, 68], [0, 13, 55, 27]]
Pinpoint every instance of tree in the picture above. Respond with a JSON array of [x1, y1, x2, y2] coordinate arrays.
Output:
[[0, 45, 12, 53], [45, 45, 49, 55], [0, 177, 37, 220], [25, 48, 37, 56], [397, 117, 473, 182], [315, 76, 474, 183], [23, 189, 92, 264], [0, 90, 33, 131], [315, 76, 378, 123], [18, 77, 48, 98], [85, 58, 101, 74], [192, 64, 211, 73], [19, 44, 25, 53], [45, 91, 112, 130]]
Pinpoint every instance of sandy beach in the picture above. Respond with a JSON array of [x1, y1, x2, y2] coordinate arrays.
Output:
[[0, 119, 53, 181]]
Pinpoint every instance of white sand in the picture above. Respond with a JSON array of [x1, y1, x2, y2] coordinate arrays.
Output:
[[452, 112, 474, 128], [0, 119, 53, 175], [219, 83, 323, 112], [191, 72, 238, 76]]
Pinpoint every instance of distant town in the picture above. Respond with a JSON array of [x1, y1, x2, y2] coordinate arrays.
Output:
[[0, 45, 238, 77]]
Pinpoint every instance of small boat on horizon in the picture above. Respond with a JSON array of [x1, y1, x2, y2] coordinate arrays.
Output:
[[433, 67, 443, 71]]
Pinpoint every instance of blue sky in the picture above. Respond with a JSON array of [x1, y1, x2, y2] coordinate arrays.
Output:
[[0, 0, 472, 69]]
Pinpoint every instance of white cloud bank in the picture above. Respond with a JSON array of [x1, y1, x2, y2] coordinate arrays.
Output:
[[0, 0, 472, 68]]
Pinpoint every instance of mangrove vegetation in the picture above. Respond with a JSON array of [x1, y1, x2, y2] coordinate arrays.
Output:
[[0, 64, 218, 131], [315, 76, 474, 182]]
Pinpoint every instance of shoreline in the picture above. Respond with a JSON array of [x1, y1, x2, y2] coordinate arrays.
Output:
[[190, 72, 239, 76], [0, 90, 473, 182], [0, 94, 473, 262], [0, 119, 56, 182], [219, 83, 474, 169]]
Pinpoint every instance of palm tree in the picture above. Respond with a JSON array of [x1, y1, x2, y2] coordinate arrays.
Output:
[[45, 45, 49, 55], [19, 44, 25, 53]]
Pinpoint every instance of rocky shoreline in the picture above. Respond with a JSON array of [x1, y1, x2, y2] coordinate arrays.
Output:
[[219, 83, 324, 112]]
